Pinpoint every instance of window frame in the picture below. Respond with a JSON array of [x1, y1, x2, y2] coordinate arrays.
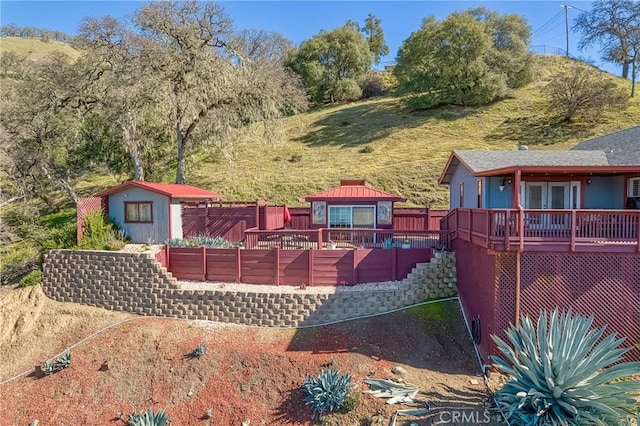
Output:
[[328, 205, 376, 229], [629, 177, 640, 197], [124, 201, 154, 224]]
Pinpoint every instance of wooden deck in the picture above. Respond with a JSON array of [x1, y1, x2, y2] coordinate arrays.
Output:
[[442, 209, 640, 253]]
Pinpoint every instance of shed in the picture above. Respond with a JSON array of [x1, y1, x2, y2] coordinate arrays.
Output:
[[95, 181, 222, 243], [301, 180, 406, 229]]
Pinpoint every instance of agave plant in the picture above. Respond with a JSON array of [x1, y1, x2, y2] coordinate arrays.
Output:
[[492, 309, 640, 425], [42, 351, 72, 375], [185, 342, 206, 359], [301, 367, 353, 417], [126, 408, 170, 426]]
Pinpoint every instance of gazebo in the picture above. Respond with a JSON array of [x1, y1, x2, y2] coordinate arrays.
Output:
[[301, 180, 406, 230]]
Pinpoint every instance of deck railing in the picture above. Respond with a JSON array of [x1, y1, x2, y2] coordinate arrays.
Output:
[[243, 227, 450, 250], [442, 209, 640, 252]]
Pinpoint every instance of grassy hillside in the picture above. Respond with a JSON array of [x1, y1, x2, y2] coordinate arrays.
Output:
[[2, 53, 639, 284], [181, 56, 639, 208], [0, 37, 80, 60]]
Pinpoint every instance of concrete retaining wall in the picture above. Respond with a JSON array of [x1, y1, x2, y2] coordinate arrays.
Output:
[[42, 249, 456, 327]]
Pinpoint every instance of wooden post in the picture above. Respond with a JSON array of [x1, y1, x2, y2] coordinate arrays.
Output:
[[391, 248, 397, 281], [570, 210, 576, 252], [426, 206, 431, 230], [317, 228, 323, 249], [485, 210, 490, 248], [165, 245, 171, 271], [274, 248, 280, 286], [201, 246, 207, 281], [308, 249, 314, 286], [636, 211, 640, 253], [515, 250, 521, 328], [352, 250, 358, 285], [235, 246, 242, 283], [255, 203, 260, 230]]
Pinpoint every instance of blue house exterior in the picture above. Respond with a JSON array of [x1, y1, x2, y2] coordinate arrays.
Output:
[[439, 126, 640, 211]]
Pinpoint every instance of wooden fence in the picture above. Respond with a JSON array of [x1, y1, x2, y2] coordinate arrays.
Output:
[[160, 246, 434, 286]]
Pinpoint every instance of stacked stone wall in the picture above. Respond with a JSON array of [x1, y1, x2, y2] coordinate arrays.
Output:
[[42, 250, 456, 327]]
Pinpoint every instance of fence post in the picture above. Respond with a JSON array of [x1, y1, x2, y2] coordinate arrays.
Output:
[[570, 210, 576, 252], [426, 206, 431, 230], [274, 248, 280, 286], [391, 248, 397, 281], [201, 246, 206, 281], [308, 249, 314, 286], [352, 250, 358, 285], [235, 246, 242, 283], [166, 245, 170, 270], [317, 228, 323, 249]]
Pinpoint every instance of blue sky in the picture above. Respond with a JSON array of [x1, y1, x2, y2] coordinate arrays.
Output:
[[0, 1, 621, 75]]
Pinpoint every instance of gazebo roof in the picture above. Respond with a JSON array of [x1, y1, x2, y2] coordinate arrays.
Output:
[[301, 180, 406, 202]]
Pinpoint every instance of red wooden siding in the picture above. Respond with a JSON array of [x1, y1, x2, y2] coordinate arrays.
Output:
[[164, 246, 434, 286], [393, 208, 447, 230]]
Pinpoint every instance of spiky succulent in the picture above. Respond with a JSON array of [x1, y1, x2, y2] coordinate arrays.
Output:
[[127, 408, 170, 426], [492, 309, 640, 425], [42, 351, 71, 375], [301, 367, 352, 417]]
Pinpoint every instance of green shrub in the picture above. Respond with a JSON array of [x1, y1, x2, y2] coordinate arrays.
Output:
[[127, 408, 170, 426], [492, 309, 640, 425], [358, 146, 374, 154], [78, 209, 127, 251], [18, 269, 42, 287], [338, 392, 360, 413], [301, 367, 353, 417]]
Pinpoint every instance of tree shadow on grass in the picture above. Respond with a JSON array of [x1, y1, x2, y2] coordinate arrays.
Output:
[[295, 100, 471, 148], [484, 116, 598, 147]]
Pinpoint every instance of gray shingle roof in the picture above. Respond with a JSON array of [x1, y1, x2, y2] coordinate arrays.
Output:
[[454, 150, 610, 173], [570, 126, 640, 165]]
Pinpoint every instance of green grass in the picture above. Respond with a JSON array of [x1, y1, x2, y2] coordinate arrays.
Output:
[[1, 53, 639, 283], [185, 56, 639, 208]]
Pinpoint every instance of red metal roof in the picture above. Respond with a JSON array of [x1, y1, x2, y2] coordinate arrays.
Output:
[[95, 181, 222, 199], [302, 180, 406, 202]]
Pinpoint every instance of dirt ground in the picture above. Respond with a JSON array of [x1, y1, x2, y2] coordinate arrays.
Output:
[[0, 285, 501, 425]]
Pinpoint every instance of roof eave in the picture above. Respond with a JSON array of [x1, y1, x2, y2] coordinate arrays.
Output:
[[474, 165, 640, 176]]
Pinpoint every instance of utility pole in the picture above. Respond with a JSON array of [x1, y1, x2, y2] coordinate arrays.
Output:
[[560, 4, 573, 57]]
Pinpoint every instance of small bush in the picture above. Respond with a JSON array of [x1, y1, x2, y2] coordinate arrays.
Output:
[[338, 392, 360, 413], [18, 269, 42, 287], [289, 154, 303, 163], [301, 367, 353, 417], [358, 146, 374, 154], [78, 209, 127, 251]]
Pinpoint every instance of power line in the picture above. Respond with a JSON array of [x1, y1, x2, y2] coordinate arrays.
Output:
[[532, 10, 564, 39]]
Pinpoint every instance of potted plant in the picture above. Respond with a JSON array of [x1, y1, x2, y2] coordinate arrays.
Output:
[[401, 238, 411, 249]]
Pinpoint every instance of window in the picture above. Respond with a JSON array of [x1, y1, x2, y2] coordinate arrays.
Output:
[[125, 202, 153, 223], [328, 206, 375, 228], [629, 178, 640, 197]]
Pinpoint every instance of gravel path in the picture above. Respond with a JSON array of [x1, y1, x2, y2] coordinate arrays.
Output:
[[179, 279, 405, 294]]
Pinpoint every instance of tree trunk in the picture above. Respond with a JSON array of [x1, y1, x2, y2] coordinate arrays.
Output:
[[631, 56, 637, 98], [622, 60, 630, 79], [176, 124, 187, 184], [122, 113, 145, 181], [130, 151, 144, 181]]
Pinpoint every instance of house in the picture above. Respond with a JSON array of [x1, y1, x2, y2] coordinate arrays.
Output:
[[439, 130, 640, 211], [95, 181, 222, 244], [438, 126, 640, 364], [300, 180, 406, 230]]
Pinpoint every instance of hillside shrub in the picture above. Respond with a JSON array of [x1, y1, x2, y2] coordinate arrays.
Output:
[[492, 309, 640, 425], [78, 209, 127, 251], [18, 269, 42, 287]]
